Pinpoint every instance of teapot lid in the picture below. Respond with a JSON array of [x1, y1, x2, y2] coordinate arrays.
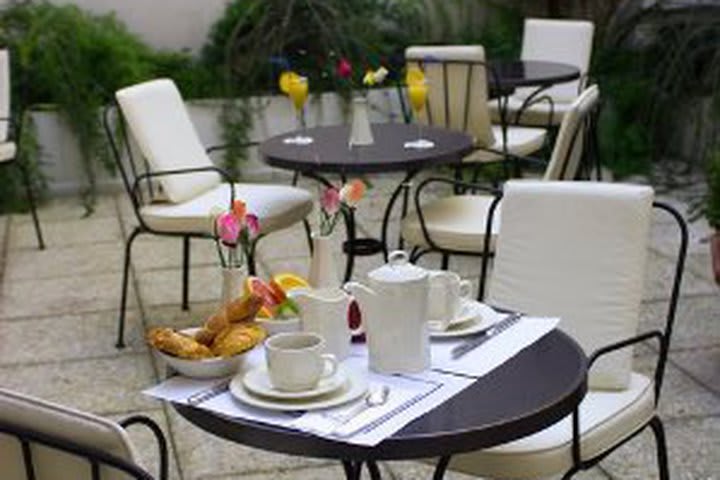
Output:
[[368, 251, 427, 283]]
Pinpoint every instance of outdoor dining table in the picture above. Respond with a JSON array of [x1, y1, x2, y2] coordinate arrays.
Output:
[[174, 329, 587, 480], [260, 122, 475, 281]]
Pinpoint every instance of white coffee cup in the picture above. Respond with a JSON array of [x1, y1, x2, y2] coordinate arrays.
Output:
[[428, 271, 472, 329], [265, 332, 338, 392]]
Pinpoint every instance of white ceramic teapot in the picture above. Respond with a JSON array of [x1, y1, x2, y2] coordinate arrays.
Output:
[[344, 250, 430, 373]]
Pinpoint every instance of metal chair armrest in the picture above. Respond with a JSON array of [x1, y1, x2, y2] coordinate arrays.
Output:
[[413, 176, 497, 253], [206, 141, 259, 154], [513, 94, 556, 132], [132, 165, 236, 207], [120, 415, 169, 480]]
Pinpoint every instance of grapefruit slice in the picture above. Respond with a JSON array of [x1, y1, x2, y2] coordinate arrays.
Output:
[[244, 276, 282, 318]]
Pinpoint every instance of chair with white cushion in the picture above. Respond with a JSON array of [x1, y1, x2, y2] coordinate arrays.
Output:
[[105, 78, 313, 348], [489, 18, 595, 128], [0, 388, 168, 480], [405, 45, 547, 172], [439, 180, 686, 480], [0, 49, 44, 249], [402, 84, 599, 271]]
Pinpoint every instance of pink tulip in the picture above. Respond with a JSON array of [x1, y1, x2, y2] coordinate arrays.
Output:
[[321, 187, 341, 216], [216, 212, 240, 246], [336, 58, 352, 79], [246, 214, 260, 239]]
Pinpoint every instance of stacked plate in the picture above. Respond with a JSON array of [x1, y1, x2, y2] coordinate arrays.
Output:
[[428, 300, 502, 338], [230, 364, 368, 411]]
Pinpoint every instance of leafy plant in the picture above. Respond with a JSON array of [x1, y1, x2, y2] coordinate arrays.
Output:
[[0, 1, 222, 212], [703, 150, 720, 228]]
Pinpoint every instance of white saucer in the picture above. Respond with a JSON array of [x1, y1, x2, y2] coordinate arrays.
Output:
[[230, 367, 368, 411], [429, 300, 501, 338], [242, 365, 347, 400], [403, 139, 435, 149]]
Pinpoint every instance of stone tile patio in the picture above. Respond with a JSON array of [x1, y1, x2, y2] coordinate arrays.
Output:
[[0, 173, 718, 479]]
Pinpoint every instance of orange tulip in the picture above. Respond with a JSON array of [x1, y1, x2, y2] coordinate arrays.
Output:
[[232, 199, 247, 222], [340, 179, 367, 207]]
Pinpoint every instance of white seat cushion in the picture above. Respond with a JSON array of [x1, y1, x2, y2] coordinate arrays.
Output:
[[402, 195, 499, 253], [489, 94, 575, 126], [0, 388, 140, 480], [464, 124, 546, 163], [140, 182, 313, 235], [488, 181, 653, 389], [449, 373, 655, 479], [116, 79, 221, 204], [1, 50, 10, 143], [0, 140, 16, 162]]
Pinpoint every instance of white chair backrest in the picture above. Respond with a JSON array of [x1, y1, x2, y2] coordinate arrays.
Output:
[[405, 45, 495, 148], [488, 180, 653, 390], [0, 388, 140, 480], [1, 49, 10, 142], [543, 84, 600, 181], [115, 78, 221, 204], [517, 18, 595, 103]]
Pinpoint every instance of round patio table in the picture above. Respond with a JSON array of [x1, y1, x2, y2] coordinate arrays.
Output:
[[175, 329, 587, 479], [260, 123, 475, 280], [488, 59, 581, 91]]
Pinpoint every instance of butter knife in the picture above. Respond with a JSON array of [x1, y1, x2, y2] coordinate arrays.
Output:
[[451, 313, 523, 359]]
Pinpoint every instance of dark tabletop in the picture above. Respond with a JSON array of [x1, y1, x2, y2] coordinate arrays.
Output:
[[260, 123, 474, 175], [175, 330, 587, 462], [489, 60, 581, 90]]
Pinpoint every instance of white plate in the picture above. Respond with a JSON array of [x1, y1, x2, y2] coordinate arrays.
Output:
[[242, 364, 348, 400], [429, 300, 502, 338], [230, 367, 368, 411]]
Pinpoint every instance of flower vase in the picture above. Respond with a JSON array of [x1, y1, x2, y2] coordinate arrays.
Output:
[[308, 233, 340, 288], [220, 265, 247, 306], [348, 96, 374, 147]]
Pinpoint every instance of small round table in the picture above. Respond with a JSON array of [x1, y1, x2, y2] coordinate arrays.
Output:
[[176, 330, 587, 479], [489, 59, 581, 91], [261, 123, 474, 280]]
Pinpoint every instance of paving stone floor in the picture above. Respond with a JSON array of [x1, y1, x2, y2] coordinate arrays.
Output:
[[0, 172, 718, 479]]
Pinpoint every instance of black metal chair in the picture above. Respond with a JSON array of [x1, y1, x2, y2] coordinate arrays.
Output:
[[104, 78, 313, 348], [0, 388, 168, 480], [439, 180, 686, 480], [402, 84, 600, 273], [405, 45, 549, 180], [1, 48, 44, 249]]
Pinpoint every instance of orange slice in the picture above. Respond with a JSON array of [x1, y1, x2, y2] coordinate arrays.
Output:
[[272, 272, 310, 292]]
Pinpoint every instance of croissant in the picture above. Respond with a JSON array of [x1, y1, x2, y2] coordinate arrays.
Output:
[[211, 322, 267, 358], [195, 293, 263, 346], [147, 327, 213, 359]]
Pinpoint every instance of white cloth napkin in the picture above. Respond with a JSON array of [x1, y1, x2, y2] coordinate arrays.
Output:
[[430, 316, 560, 377], [290, 362, 473, 446]]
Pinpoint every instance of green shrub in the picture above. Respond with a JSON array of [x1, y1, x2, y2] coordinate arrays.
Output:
[[0, 1, 220, 212]]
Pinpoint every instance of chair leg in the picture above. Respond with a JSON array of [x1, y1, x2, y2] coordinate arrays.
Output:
[[17, 162, 45, 249], [441, 253, 450, 270], [117, 227, 142, 349], [650, 416, 671, 480], [182, 236, 190, 311]]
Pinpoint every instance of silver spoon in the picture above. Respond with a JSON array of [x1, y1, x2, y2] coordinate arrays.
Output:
[[334, 385, 390, 426]]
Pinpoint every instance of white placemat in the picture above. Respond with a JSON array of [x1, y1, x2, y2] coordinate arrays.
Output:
[[430, 316, 560, 377]]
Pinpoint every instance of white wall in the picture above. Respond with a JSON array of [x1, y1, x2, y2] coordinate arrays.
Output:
[[0, 0, 232, 53]]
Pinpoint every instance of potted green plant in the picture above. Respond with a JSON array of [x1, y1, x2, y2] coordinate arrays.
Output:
[[704, 149, 720, 284]]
